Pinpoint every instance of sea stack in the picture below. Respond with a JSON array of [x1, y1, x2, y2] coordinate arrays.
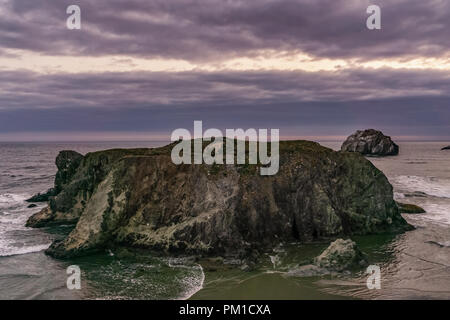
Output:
[[341, 129, 399, 156], [26, 140, 411, 259]]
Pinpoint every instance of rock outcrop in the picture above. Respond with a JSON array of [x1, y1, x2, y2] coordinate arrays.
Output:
[[341, 129, 399, 156], [26, 149, 139, 227], [54, 150, 84, 194], [397, 202, 426, 214], [26, 151, 83, 203], [27, 140, 411, 259], [442, 146, 450, 150], [26, 188, 56, 203], [314, 239, 367, 271]]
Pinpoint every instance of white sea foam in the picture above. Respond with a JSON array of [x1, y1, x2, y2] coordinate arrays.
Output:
[[0, 193, 29, 209], [393, 176, 450, 199], [0, 242, 51, 257], [176, 264, 205, 300], [394, 192, 405, 200], [418, 202, 450, 226], [0, 192, 50, 257], [392, 176, 450, 226], [437, 241, 450, 247]]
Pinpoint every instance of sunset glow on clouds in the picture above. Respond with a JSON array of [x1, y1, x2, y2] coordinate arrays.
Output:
[[3, 49, 450, 74]]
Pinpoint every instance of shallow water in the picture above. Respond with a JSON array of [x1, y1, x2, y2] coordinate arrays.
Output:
[[0, 142, 207, 300], [0, 141, 449, 299]]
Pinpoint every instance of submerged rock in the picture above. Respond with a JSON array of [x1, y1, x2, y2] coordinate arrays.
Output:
[[341, 129, 399, 156], [397, 202, 426, 214], [26, 140, 411, 259], [314, 239, 368, 271]]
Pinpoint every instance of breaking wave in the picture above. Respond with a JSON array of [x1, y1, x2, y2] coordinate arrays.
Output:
[[0, 193, 29, 210], [393, 176, 450, 199], [0, 243, 51, 257]]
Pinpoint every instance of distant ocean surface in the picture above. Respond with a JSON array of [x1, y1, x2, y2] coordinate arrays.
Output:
[[0, 141, 449, 299]]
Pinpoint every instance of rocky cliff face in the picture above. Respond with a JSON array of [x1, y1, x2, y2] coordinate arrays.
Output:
[[341, 129, 399, 156], [27, 140, 411, 259], [26, 150, 84, 204]]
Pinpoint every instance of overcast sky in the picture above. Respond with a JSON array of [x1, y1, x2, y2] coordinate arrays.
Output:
[[1, 0, 449, 141]]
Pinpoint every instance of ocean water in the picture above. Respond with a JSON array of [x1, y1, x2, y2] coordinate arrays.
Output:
[[0, 141, 449, 299], [0, 142, 205, 300]]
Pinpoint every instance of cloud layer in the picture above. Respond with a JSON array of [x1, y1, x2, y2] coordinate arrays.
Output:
[[1, 69, 449, 138], [1, 0, 449, 139], [2, 0, 450, 61]]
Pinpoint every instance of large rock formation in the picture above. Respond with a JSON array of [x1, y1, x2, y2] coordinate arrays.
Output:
[[341, 129, 399, 156], [27, 140, 411, 259]]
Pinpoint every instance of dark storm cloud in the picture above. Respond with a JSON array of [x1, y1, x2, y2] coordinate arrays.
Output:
[[1, 68, 450, 110], [0, 69, 449, 137], [1, 0, 450, 60]]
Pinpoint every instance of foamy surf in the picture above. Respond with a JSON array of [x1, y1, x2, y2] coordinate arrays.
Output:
[[418, 202, 450, 226], [0, 193, 29, 210], [0, 243, 51, 257], [391, 176, 450, 226], [165, 257, 205, 300], [393, 176, 450, 199], [176, 264, 205, 300], [0, 192, 51, 257]]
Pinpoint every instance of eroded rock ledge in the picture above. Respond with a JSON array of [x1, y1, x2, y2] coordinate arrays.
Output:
[[27, 140, 411, 259]]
